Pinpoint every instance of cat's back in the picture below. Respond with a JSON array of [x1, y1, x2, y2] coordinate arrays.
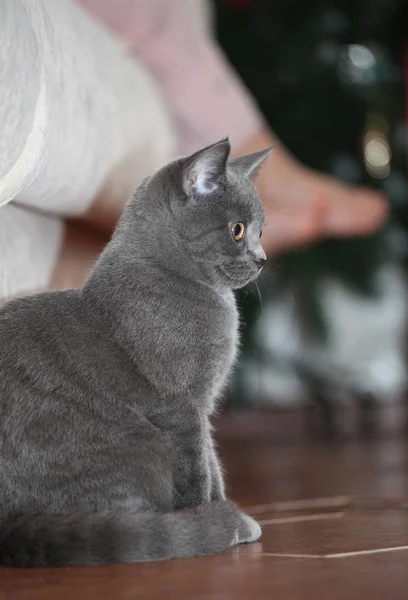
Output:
[[0, 289, 80, 359], [0, 290, 90, 400], [0, 287, 143, 411]]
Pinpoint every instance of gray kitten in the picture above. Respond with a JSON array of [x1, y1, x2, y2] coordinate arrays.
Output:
[[0, 139, 270, 567]]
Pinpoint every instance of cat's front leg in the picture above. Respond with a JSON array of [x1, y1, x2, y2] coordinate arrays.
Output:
[[150, 406, 211, 509], [208, 434, 226, 501]]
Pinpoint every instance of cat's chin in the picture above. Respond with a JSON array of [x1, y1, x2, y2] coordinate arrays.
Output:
[[240, 270, 263, 289], [249, 270, 263, 283], [216, 265, 259, 290]]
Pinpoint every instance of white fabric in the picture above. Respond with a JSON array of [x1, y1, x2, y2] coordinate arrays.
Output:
[[0, 0, 176, 215], [0, 0, 179, 300], [0, 204, 63, 299]]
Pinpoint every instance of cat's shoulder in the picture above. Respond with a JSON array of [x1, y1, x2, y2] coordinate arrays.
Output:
[[0, 289, 80, 330]]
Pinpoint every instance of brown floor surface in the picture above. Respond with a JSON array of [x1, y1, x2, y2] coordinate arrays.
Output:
[[2, 433, 408, 599]]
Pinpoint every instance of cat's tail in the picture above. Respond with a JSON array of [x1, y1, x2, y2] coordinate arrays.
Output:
[[0, 501, 261, 567]]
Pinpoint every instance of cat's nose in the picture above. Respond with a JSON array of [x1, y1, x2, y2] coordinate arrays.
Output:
[[254, 257, 266, 270]]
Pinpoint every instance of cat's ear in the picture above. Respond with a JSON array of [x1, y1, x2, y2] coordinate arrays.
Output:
[[230, 145, 275, 183], [182, 138, 231, 196]]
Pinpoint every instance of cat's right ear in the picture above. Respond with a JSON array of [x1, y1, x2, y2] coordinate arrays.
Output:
[[230, 145, 275, 183], [182, 138, 231, 197]]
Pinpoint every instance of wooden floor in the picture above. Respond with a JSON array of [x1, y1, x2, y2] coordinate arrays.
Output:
[[3, 423, 408, 599]]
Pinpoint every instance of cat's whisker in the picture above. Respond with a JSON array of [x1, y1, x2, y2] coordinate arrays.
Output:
[[265, 260, 281, 272], [258, 271, 270, 297], [254, 281, 264, 311]]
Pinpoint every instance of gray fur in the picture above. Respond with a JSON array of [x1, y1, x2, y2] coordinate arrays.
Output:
[[0, 139, 270, 567]]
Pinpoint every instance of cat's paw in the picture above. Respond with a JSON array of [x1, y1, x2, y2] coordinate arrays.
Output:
[[236, 512, 262, 544]]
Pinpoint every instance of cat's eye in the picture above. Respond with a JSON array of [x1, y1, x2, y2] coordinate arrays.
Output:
[[259, 230, 263, 239], [231, 222, 245, 241]]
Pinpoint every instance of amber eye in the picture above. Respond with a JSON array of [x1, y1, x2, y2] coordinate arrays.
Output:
[[231, 222, 245, 241]]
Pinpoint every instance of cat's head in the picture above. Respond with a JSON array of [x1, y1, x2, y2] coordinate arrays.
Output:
[[127, 138, 272, 290]]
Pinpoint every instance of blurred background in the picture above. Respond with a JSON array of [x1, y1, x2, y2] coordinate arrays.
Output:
[[212, 0, 408, 438]]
